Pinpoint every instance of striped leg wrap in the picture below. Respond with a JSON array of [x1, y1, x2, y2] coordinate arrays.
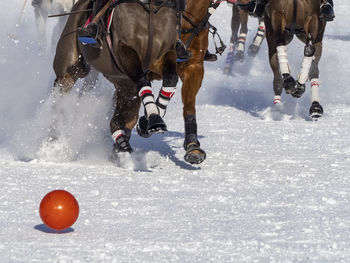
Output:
[[253, 22, 265, 47], [112, 129, 125, 143], [139, 86, 159, 118], [237, 33, 247, 52], [156, 86, 176, 117]]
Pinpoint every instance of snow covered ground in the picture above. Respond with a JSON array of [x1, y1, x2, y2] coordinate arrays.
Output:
[[1, 1, 350, 262]]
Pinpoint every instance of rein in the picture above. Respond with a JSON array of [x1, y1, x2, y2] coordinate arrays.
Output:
[[181, 0, 225, 54]]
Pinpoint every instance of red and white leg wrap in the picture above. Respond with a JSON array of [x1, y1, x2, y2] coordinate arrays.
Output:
[[156, 86, 176, 117], [237, 33, 247, 52], [253, 22, 265, 47], [273, 95, 281, 105], [139, 86, 159, 117], [112, 129, 125, 143], [310, 78, 320, 102], [277, 45, 291, 75]]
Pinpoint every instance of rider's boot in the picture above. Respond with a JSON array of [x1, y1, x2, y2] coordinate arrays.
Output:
[[204, 50, 217, 62], [176, 39, 192, 62], [320, 0, 335, 21], [78, 23, 101, 47], [77, 0, 104, 47]]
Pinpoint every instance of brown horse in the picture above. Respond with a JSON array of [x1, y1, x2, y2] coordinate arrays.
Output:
[[178, 0, 221, 164], [263, 0, 326, 118], [224, 2, 266, 74], [52, 0, 179, 158]]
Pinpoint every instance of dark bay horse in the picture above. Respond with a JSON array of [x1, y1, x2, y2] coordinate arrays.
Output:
[[52, 0, 179, 157], [224, 1, 266, 74], [264, 0, 326, 118]]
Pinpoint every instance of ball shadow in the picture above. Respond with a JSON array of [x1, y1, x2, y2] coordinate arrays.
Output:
[[34, 224, 74, 234]]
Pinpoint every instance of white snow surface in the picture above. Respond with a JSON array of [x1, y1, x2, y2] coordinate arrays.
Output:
[[1, 1, 350, 262]]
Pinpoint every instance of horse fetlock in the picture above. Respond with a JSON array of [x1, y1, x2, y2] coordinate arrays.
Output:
[[234, 50, 245, 62], [309, 101, 323, 119], [112, 130, 133, 153], [291, 82, 306, 98], [248, 44, 260, 57], [282, 74, 297, 94]]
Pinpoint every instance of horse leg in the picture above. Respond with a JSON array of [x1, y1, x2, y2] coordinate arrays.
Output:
[[156, 51, 178, 118], [117, 44, 167, 135], [307, 20, 326, 118], [50, 24, 90, 139], [110, 79, 140, 155], [136, 51, 178, 138], [224, 4, 240, 75], [248, 17, 266, 57], [265, 13, 284, 105], [180, 63, 206, 164], [234, 10, 248, 63]]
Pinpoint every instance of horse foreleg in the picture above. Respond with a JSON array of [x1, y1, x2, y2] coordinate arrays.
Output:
[[308, 41, 324, 118], [180, 63, 206, 164], [234, 10, 248, 63]]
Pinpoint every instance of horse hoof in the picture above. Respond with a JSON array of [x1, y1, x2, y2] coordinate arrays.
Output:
[[291, 82, 305, 98], [282, 74, 297, 95], [248, 44, 259, 57], [136, 115, 151, 138], [184, 143, 206, 164], [309, 101, 323, 119], [147, 114, 167, 135], [114, 135, 133, 153], [234, 51, 245, 63], [223, 65, 232, 75]]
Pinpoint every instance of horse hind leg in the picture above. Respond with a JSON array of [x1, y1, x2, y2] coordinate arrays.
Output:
[[248, 18, 266, 57], [224, 4, 240, 75], [117, 44, 167, 136], [234, 11, 248, 63], [137, 51, 178, 138]]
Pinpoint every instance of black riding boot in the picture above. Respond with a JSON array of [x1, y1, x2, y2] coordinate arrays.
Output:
[[176, 40, 192, 62], [320, 0, 335, 21]]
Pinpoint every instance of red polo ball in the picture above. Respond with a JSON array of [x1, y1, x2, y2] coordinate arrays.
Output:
[[39, 190, 79, 231]]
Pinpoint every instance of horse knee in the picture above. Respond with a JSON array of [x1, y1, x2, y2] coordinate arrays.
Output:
[[304, 41, 315, 57]]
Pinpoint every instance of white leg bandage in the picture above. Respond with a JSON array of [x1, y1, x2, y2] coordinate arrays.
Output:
[[310, 78, 320, 103], [277, 45, 290, 75], [139, 86, 159, 117], [297, 55, 314, 85], [273, 95, 281, 105]]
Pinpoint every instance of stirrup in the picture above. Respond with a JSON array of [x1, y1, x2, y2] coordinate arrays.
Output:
[[78, 23, 101, 47]]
